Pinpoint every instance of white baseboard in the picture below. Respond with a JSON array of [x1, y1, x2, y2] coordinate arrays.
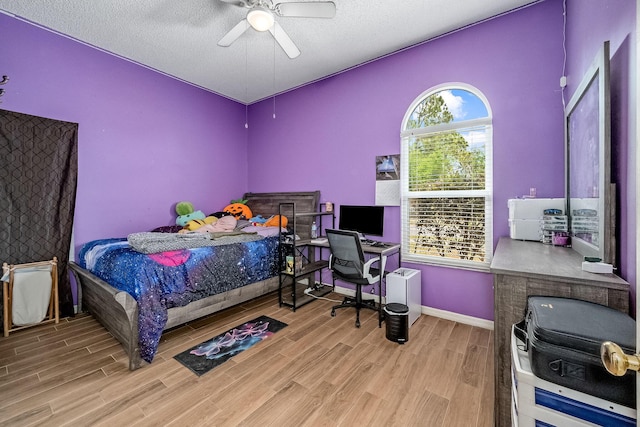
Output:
[[333, 284, 494, 330], [421, 306, 494, 330]]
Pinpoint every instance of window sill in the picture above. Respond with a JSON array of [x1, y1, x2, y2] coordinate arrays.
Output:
[[402, 254, 492, 273]]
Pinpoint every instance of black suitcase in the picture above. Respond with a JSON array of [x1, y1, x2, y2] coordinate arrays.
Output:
[[519, 296, 636, 408]]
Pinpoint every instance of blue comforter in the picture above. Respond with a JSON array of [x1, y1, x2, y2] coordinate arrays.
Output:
[[78, 235, 279, 362]]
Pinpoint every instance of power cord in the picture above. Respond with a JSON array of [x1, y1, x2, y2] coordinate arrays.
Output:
[[303, 287, 342, 303]]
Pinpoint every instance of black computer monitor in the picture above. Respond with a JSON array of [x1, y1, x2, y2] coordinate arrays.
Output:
[[338, 205, 384, 238]]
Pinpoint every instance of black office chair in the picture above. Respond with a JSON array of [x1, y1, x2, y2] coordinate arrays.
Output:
[[326, 229, 382, 328]]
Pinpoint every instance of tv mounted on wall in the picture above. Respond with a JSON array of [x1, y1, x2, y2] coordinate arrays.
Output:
[[338, 205, 384, 238]]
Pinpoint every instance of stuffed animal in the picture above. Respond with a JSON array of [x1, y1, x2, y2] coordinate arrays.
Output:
[[223, 202, 253, 220], [183, 216, 217, 231], [209, 211, 232, 218], [249, 215, 268, 225], [193, 215, 237, 233], [175, 201, 206, 226], [261, 215, 288, 228]]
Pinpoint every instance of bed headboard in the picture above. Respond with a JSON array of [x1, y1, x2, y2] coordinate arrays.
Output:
[[244, 191, 320, 238]]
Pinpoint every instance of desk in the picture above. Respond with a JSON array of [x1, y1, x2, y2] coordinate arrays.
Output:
[[490, 238, 629, 427], [362, 242, 400, 274], [309, 240, 400, 258], [308, 241, 400, 271], [309, 240, 401, 326]]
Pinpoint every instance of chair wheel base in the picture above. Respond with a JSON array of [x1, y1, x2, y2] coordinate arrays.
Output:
[[331, 309, 336, 317]]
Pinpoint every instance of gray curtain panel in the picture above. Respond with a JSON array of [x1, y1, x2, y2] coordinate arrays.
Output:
[[0, 109, 78, 319]]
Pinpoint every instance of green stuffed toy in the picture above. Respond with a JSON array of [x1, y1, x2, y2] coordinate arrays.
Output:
[[175, 201, 206, 226]]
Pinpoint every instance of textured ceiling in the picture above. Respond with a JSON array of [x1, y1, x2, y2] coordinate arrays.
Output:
[[0, 0, 539, 104]]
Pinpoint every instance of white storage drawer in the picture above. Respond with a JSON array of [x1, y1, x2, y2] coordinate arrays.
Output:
[[509, 219, 541, 241]]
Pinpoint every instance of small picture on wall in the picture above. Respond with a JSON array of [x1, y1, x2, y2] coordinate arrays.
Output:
[[376, 154, 399, 181], [375, 154, 400, 206]]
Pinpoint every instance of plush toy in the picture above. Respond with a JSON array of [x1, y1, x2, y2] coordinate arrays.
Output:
[[175, 201, 206, 227], [192, 215, 237, 233], [261, 215, 287, 228], [176, 201, 194, 217], [223, 201, 253, 220], [249, 215, 268, 225], [183, 216, 217, 231]]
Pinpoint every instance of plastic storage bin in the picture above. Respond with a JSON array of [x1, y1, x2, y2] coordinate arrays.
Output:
[[508, 198, 564, 241], [386, 268, 421, 326], [384, 303, 409, 344]]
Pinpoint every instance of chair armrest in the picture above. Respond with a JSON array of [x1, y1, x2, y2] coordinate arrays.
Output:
[[362, 258, 381, 283]]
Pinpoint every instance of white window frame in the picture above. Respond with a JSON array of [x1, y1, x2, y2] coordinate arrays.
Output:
[[400, 83, 493, 271]]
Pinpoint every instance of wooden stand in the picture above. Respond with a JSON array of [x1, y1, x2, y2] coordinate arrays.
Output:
[[2, 257, 59, 337]]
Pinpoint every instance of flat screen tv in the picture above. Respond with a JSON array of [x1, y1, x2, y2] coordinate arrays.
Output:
[[338, 205, 384, 238]]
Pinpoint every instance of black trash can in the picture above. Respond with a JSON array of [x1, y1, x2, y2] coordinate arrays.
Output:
[[384, 303, 409, 344]]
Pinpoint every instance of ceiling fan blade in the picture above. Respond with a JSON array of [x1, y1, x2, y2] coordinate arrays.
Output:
[[218, 0, 253, 7], [218, 19, 250, 47], [275, 1, 336, 18], [269, 22, 300, 59]]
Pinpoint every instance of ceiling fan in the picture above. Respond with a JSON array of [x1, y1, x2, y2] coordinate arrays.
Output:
[[217, 0, 336, 59]]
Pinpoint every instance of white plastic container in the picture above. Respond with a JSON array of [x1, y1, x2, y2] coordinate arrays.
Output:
[[386, 268, 421, 326], [508, 219, 541, 241], [508, 198, 565, 241], [508, 198, 565, 219]]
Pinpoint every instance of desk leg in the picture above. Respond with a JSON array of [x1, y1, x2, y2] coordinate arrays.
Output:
[[378, 254, 384, 328], [378, 271, 386, 328], [378, 278, 383, 328]]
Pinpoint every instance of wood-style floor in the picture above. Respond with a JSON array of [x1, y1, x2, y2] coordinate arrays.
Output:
[[0, 292, 494, 426]]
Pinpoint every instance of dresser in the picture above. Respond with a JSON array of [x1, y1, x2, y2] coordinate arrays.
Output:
[[490, 237, 630, 427]]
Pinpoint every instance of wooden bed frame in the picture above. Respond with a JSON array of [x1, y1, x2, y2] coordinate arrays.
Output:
[[69, 191, 319, 370]]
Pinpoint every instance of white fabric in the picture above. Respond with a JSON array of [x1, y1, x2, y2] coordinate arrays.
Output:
[[83, 240, 128, 271], [11, 266, 52, 326]]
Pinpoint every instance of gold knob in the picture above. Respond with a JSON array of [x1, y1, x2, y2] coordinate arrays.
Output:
[[601, 341, 640, 376]]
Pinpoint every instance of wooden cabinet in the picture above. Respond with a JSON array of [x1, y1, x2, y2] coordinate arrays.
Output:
[[490, 237, 629, 427], [278, 203, 335, 310]]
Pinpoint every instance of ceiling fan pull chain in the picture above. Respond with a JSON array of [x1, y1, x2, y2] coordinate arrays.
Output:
[[245, 38, 249, 128], [273, 34, 276, 119]]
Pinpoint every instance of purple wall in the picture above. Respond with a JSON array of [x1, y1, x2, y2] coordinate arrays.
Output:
[[565, 0, 637, 309], [0, 13, 249, 252], [247, 1, 566, 321], [2, 0, 634, 322]]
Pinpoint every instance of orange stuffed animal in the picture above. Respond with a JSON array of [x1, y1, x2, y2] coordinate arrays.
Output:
[[262, 215, 287, 228], [223, 203, 252, 220]]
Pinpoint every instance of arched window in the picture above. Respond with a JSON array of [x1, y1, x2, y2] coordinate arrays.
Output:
[[400, 84, 493, 270]]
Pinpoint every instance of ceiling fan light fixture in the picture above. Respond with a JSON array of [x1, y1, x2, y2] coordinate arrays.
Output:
[[247, 7, 274, 32]]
